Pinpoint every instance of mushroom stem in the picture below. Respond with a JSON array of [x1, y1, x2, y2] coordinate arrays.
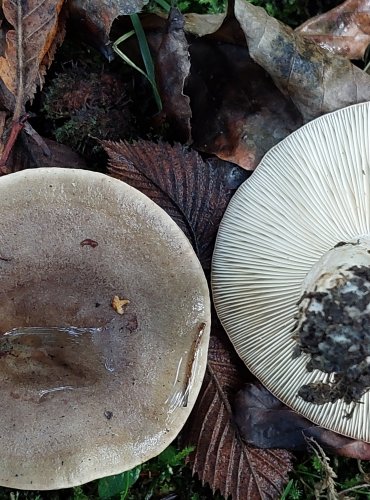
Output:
[[293, 237, 370, 405]]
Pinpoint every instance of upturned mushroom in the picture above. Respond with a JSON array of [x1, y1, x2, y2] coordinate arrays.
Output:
[[0, 168, 210, 489], [212, 101, 370, 441]]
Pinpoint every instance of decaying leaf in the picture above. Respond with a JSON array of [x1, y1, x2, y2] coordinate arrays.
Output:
[[183, 12, 226, 36], [184, 331, 293, 500], [233, 384, 370, 460], [155, 8, 192, 144], [188, 38, 302, 169], [0, 111, 6, 154], [103, 140, 241, 269], [0, 0, 66, 115], [9, 136, 87, 172], [68, 0, 150, 51], [108, 13, 302, 169], [153, 11, 227, 37], [234, 0, 370, 121], [297, 0, 370, 60]]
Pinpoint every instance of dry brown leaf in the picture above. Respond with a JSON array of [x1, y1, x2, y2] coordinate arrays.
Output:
[[0, 110, 6, 155], [184, 331, 293, 500], [103, 139, 243, 269], [0, 0, 66, 116], [234, 0, 370, 122], [183, 12, 226, 36], [297, 0, 370, 60], [155, 8, 192, 144], [153, 11, 227, 37], [68, 0, 149, 49], [9, 136, 87, 172]]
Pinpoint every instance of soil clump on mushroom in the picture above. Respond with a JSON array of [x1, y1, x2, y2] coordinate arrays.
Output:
[[294, 264, 370, 406]]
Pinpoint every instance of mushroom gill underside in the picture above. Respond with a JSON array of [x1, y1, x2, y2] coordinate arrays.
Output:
[[293, 247, 370, 407]]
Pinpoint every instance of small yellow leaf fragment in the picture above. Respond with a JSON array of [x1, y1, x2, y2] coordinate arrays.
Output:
[[111, 295, 130, 315]]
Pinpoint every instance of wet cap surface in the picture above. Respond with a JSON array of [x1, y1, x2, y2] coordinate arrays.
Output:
[[0, 168, 210, 489]]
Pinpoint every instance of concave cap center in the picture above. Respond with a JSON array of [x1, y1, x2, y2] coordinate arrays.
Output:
[[0, 168, 210, 490]]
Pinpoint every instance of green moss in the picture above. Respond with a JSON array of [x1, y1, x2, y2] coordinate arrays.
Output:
[[41, 65, 134, 162]]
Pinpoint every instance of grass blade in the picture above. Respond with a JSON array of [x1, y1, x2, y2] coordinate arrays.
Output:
[[113, 29, 162, 112], [153, 0, 171, 12], [130, 13, 162, 111]]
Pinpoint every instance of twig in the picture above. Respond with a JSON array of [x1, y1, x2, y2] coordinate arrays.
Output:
[[358, 459, 366, 475], [0, 114, 29, 173], [13, 0, 24, 123], [23, 121, 51, 156], [338, 483, 370, 497], [0, 0, 27, 173]]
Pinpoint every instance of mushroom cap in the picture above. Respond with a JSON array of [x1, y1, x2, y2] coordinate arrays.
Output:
[[212, 101, 370, 442], [0, 168, 210, 489]]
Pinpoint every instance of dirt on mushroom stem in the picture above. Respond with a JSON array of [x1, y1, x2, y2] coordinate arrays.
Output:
[[293, 239, 370, 407]]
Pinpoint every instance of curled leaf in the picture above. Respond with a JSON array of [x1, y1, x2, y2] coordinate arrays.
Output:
[[188, 37, 302, 169], [183, 12, 226, 36], [10, 136, 86, 172], [297, 0, 370, 60], [68, 0, 150, 50], [234, 0, 370, 121], [234, 384, 370, 460], [155, 8, 192, 143]]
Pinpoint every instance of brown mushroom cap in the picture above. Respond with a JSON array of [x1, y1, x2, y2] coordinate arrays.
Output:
[[212, 101, 370, 442], [0, 168, 210, 489]]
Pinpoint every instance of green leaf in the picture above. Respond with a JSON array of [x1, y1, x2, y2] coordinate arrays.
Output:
[[153, 0, 171, 12], [98, 466, 141, 499], [158, 445, 195, 467], [311, 455, 323, 473], [281, 479, 302, 500], [130, 14, 162, 111], [113, 25, 162, 112], [73, 486, 90, 500]]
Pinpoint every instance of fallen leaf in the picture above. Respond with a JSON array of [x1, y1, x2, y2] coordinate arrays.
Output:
[[234, 0, 370, 121], [68, 0, 150, 52], [183, 12, 226, 36], [108, 14, 301, 169], [188, 38, 302, 169], [103, 139, 242, 269], [0, 0, 66, 115], [234, 384, 370, 460], [297, 0, 370, 60], [184, 331, 293, 499], [155, 8, 192, 144], [148, 11, 227, 37], [0, 80, 14, 114], [0, 111, 6, 155], [9, 135, 87, 172]]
